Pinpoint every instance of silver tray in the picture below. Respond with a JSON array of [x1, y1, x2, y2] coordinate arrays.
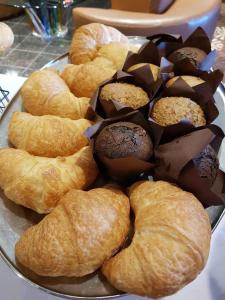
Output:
[[0, 38, 225, 299]]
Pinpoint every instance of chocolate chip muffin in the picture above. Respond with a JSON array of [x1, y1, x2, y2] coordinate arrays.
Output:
[[95, 122, 153, 161], [193, 144, 219, 186], [100, 83, 149, 110], [167, 47, 207, 67], [151, 97, 206, 127]]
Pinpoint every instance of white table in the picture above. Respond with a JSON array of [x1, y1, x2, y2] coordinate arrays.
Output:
[[0, 212, 225, 300]]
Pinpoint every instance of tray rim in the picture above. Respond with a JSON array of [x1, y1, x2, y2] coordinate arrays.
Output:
[[0, 51, 225, 300]]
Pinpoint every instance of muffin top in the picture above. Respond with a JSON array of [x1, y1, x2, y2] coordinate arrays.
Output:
[[166, 76, 205, 88], [95, 122, 153, 161], [167, 47, 207, 67], [128, 63, 159, 81], [151, 97, 206, 127], [100, 82, 149, 109]]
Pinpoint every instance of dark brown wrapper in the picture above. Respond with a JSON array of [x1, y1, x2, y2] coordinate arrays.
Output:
[[148, 76, 219, 144], [123, 40, 174, 86], [147, 33, 182, 58], [154, 125, 225, 207], [90, 70, 158, 119], [147, 27, 216, 73], [84, 111, 155, 182]]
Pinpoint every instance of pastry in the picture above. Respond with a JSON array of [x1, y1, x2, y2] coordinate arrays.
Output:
[[61, 58, 116, 98], [0, 146, 98, 214], [167, 47, 207, 67], [21, 69, 92, 120], [95, 122, 153, 161], [0, 22, 14, 52], [102, 181, 211, 299], [8, 112, 92, 157], [151, 97, 206, 127], [193, 144, 219, 186], [95, 42, 139, 70], [100, 83, 149, 110], [166, 76, 205, 88], [69, 23, 128, 64], [128, 63, 160, 81], [15, 186, 130, 277]]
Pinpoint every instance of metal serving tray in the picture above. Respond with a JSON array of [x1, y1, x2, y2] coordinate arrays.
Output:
[[0, 37, 225, 299]]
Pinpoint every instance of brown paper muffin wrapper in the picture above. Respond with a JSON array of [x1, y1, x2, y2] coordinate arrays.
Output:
[[90, 70, 159, 120], [154, 125, 225, 207], [148, 77, 219, 145], [148, 27, 217, 73], [165, 69, 223, 94], [84, 111, 155, 182], [123, 40, 174, 84]]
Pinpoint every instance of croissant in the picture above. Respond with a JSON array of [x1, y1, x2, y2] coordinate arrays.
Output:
[[61, 58, 116, 98], [62, 43, 139, 98], [8, 112, 92, 157], [102, 181, 211, 299], [69, 23, 128, 64], [0, 147, 98, 214], [21, 69, 92, 120], [15, 186, 130, 277]]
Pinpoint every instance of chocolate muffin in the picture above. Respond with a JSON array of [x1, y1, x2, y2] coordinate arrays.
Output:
[[168, 47, 207, 67], [193, 144, 219, 186], [95, 122, 153, 161], [166, 76, 205, 88], [151, 97, 206, 127], [99, 83, 149, 110], [128, 63, 159, 81]]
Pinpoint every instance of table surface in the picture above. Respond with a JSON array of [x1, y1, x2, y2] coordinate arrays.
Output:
[[0, 3, 225, 78]]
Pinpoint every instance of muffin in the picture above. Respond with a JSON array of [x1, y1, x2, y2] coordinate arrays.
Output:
[[100, 83, 149, 110], [128, 63, 160, 81], [166, 76, 205, 88], [95, 122, 153, 161], [167, 47, 207, 67], [193, 144, 219, 186], [151, 97, 206, 127]]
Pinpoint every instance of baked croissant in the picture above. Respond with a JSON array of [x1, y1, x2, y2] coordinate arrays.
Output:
[[0, 147, 98, 214], [8, 112, 92, 157], [69, 23, 128, 64], [15, 186, 130, 277], [21, 69, 92, 120], [61, 58, 116, 98], [102, 181, 211, 299], [62, 43, 139, 98]]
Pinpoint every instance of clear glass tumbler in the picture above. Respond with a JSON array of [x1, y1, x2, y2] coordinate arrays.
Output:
[[28, 0, 73, 39]]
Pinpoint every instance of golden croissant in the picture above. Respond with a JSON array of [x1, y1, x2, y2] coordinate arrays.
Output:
[[102, 181, 211, 299], [8, 112, 92, 157], [15, 186, 130, 277], [0, 147, 98, 214], [21, 69, 92, 120], [62, 43, 139, 98], [61, 58, 116, 98], [69, 23, 128, 64]]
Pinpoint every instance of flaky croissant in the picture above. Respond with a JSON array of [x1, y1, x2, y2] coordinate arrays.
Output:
[[62, 43, 139, 98], [21, 69, 92, 120], [102, 181, 211, 299], [15, 186, 130, 277], [69, 23, 128, 64], [8, 112, 92, 157], [61, 58, 116, 98], [0, 147, 98, 214]]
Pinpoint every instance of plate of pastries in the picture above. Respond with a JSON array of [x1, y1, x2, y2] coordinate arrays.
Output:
[[0, 23, 225, 299]]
